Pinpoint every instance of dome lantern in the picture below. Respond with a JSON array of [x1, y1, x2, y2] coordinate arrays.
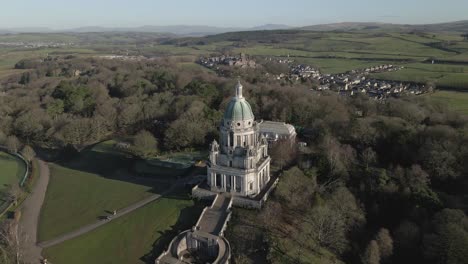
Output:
[[223, 81, 254, 122], [235, 80, 243, 98]]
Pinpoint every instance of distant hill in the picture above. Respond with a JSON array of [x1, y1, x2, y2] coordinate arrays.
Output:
[[64, 24, 292, 36], [250, 24, 292, 31], [0, 27, 53, 34], [300, 21, 468, 33], [65, 25, 241, 36], [1, 21, 466, 36], [0, 24, 292, 36]]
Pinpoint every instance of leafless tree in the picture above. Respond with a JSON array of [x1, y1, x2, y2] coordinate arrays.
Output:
[[376, 228, 393, 261], [362, 240, 380, 264]]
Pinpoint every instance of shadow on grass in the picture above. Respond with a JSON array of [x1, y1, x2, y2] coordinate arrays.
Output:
[[140, 198, 207, 264], [41, 145, 203, 196]]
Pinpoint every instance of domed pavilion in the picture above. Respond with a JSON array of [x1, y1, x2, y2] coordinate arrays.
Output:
[[207, 81, 271, 197]]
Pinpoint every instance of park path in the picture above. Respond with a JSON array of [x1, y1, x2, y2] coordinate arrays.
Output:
[[18, 160, 50, 264], [37, 179, 184, 249]]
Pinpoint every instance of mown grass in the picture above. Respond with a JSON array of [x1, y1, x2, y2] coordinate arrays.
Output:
[[0, 151, 26, 191], [43, 192, 203, 264], [38, 142, 170, 241]]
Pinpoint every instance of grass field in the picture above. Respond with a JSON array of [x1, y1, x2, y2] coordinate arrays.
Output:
[[38, 142, 171, 241], [0, 151, 26, 191], [372, 63, 468, 90], [429, 91, 468, 114], [43, 192, 203, 264]]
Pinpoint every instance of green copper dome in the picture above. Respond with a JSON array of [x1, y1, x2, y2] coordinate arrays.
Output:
[[224, 98, 254, 121], [223, 81, 254, 121]]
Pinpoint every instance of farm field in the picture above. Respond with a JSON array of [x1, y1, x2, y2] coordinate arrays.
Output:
[[372, 62, 468, 90], [429, 91, 468, 114]]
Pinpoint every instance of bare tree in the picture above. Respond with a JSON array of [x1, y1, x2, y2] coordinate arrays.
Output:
[[362, 240, 380, 264], [0, 220, 20, 264], [20, 145, 35, 162], [304, 205, 347, 254], [133, 130, 158, 158], [5, 136, 20, 154], [270, 139, 297, 170], [361, 147, 377, 170], [376, 228, 393, 261]]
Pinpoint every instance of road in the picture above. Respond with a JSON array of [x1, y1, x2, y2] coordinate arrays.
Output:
[[18, 160, 50, 264]]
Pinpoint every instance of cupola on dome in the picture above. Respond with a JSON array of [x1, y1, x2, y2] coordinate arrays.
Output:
[[223, 81, 254, 121]]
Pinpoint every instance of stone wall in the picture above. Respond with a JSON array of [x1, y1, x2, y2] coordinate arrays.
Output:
[[192, 185, 217, 200], [192, 176, 279, 210]]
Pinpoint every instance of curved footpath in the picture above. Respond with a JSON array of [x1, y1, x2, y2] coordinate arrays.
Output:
[[18, 160, 50, 264]]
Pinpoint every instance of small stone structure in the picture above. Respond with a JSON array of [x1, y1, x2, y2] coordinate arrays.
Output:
[[156, 194, 232, 264]]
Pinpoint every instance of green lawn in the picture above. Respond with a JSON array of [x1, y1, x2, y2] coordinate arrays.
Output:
[[38, 143, 171, 241], [0, 151, 26, 191], [43, 192, 203, 264]]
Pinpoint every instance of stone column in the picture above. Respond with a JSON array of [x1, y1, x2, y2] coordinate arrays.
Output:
[[267, 165, 270, 181], [261, 168, 265, 185], [223, 174, 227, 191], [258, 171, 262, 190], [232, 176, 236, 192]]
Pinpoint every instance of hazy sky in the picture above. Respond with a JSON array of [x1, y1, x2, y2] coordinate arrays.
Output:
[[1, 0, 467, 29]]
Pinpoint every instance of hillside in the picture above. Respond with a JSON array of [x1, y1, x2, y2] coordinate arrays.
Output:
[[301, 20, 468, 33]]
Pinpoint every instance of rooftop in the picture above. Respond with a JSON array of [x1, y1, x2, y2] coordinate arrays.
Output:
[[259, 121, 296, 136]]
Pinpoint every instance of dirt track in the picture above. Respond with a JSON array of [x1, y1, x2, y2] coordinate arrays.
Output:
[[18, 160, 49, 264]]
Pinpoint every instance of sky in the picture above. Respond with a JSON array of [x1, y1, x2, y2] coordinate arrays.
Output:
[[1, 0, 467, 29]]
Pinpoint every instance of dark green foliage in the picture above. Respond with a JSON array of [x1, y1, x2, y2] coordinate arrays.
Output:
[[423, 209, 468, 264], [46, 99, 65, 118], [14, 58, 41, 69], [183, 80, 219, 105], [52, 81, 96, 116]]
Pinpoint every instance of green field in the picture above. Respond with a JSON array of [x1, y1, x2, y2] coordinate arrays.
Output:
[[43, 193, 203, 264], [372, 63, 468, 90], [0, 151, 26, 191], [429, 91, 468, 114], [38, 142, 171, 241]]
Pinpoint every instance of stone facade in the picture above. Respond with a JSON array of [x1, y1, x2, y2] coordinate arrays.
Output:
[[207, 81, 271, 197]]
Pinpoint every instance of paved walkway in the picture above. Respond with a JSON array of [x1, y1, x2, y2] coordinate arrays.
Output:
[[18, 160, 50, 264], [38, 179, 184, 249]]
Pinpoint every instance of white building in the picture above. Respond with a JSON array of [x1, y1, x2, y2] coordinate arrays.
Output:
[[207, 81, 271, 197], [259, 121, 297, 143]]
